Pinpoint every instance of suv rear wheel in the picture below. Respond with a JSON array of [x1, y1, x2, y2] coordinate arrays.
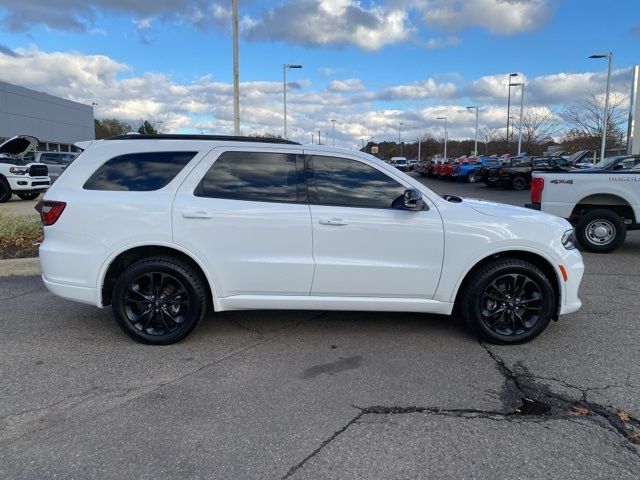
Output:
[[511, 176, 527, 190], [112, 256, 208, 345], [459, 259, 555, 344], [575, 209, 626, 253]]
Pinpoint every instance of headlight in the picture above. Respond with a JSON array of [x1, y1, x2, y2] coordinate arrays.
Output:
[[9, 167, 29, 175], [561, 229, 576, 250]]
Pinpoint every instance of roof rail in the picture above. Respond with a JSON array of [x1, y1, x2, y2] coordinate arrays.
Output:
[[105, 134, 300, 145]]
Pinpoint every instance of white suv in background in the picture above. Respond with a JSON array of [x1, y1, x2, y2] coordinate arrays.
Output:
[[0, 135, 51, 202], [39, 134, 584, 345]]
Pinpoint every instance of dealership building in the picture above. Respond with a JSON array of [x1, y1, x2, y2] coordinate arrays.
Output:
[[0, 80, 94, 153]]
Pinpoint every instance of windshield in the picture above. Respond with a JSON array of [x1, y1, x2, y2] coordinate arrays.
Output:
[[396, 160, 406, 164], [593, 156, 626, 169]]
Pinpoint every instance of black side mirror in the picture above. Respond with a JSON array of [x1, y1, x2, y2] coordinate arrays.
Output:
[[402, 189, 426, 211]]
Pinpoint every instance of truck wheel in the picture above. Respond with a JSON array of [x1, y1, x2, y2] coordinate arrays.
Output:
[[576, 209, 626, 253], [467, 172, 476, 183], [459, 259, 555, 344], [0, 178, 12, 203], [111, 256, 208, 345], [511, 176, 527, 190], [17, 192, 40, 201]]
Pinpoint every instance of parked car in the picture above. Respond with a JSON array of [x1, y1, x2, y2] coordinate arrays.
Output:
[[472, 156, 503, 185], [391, 156, 409, 171], [0, 135, 51, 202], [528, 155, 640, 253], [451, 157, 480, 182], [32, 151, 78, 182], [415, 160, 433, 176], [39, 134, 584, 345], [408, 159, 418, 171], [489, 156, 534, 190]]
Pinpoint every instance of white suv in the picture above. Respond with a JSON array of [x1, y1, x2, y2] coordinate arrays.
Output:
[[39, 134, 584, 345]]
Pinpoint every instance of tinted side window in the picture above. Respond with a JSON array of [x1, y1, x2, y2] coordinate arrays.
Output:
[[196, 151, 300, 202], [310, 156, 406, 208], [84, 151, 196, 191], [39, 154, 61, 165]]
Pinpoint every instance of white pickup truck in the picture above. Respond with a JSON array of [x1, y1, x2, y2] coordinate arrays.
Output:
[[0, 135, 51, 202], [527, 155, 640, 253]]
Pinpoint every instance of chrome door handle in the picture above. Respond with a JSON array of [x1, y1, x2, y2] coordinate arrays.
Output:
[[319, 218, 347, 226], [182, 210, 213, 219]]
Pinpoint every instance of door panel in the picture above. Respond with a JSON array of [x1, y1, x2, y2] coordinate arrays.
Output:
[[172, 148, 314, 297], [309, 205, 444, 298]]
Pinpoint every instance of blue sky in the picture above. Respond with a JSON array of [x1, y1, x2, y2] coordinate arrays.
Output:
[[0, 0, 638, 146]]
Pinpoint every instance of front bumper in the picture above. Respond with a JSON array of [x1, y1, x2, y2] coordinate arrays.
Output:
[[557, 249, 584, 315], [6, 176, 51, 191]]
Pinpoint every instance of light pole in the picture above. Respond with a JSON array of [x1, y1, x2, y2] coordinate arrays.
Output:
[[398, 122, 404, 156], [466, 106, 479, 156], [509, 82, 525, 155], [589, 52, 613, 162], [417, 128, 421, 161], [331, 119, 336, 146], [437, 116, 447, 159], [506, 72, 519, 153], [283, 64, 302, 139], [231, 0, 240, 135]]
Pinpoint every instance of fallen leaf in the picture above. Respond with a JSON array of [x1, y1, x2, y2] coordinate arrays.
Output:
[[618, 411, 630, 422], [627, 431, 640, 444], [571, 406, 589, 416]]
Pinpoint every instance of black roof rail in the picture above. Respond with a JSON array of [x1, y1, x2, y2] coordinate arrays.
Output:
[[105, 134, 300, 145]]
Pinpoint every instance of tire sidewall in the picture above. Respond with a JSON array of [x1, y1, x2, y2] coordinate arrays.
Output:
[[0, 179, 11, 203], [112, 260, 205, 345], [465, 263, 554, 344]]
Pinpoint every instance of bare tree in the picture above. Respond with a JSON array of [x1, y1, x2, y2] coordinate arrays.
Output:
[[515, 107, 559, 155], [560, 91, 628, 152]]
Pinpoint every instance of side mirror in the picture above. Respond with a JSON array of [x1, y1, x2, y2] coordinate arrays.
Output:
[[401, 189, 426, 211]]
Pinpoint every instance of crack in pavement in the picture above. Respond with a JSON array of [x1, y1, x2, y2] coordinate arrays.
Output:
[[282, 343, 640, 479]]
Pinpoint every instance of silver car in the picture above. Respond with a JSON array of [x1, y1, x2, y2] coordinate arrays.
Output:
[[33, 151, 78, 182]]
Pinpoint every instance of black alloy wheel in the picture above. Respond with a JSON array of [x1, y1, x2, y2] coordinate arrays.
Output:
[[459, 259, 554, 344], [112, 257, 207, 344], [511, 176, 527, 190]]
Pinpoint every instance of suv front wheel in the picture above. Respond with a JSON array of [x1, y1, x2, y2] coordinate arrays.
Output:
[[459, 259, 555, 344], [112, 256, 208, 344]]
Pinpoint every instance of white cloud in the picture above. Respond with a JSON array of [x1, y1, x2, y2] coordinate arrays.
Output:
[[242, 0, 412, 51], [413, 0, 555, 35], [327, 78, 364, 92]]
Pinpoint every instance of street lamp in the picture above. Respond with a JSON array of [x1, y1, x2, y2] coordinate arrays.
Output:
[[509, 83, 525, 155], [331, 119, 336, 146], [466, 106, 479, 156], [283, 64, 302, 139], [437, 116, 447, 160], [398, 122, 404, 155], [589, 52, 613, 162], [506, 72, 519, 153]]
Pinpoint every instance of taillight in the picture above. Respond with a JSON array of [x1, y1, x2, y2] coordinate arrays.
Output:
[[531, 177, 544, 203], [35, 201, 66, 226]]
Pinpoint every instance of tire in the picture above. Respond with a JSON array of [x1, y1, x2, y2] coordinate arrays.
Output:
[[575, 209, 626, 253], [467, 172, 476, 183], [17, 192, 40, 201], [459, 259, 555, 344], [511, 176, 527, 190], [111, 256, 208, 345], [0, 178, 11, 203]]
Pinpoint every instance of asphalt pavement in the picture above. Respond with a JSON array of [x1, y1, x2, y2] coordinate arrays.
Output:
[[1, 176, 639, 479]]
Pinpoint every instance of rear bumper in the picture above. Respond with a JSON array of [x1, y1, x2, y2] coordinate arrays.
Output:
[[42, 276, 99, 306], [525, 203, 541, 210]]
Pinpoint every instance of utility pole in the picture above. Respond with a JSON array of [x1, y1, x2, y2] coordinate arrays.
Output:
[[506, 73, 519, 154], [231, 0, 240, 134]]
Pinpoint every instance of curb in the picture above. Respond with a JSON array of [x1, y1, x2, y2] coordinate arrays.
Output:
[[0, 257, 41, 277]]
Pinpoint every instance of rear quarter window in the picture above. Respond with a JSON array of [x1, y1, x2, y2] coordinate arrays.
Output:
[[84, 151, 196, 191]]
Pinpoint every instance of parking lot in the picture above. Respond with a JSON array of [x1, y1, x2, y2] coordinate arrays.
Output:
[[1, 177, 639, 479]]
